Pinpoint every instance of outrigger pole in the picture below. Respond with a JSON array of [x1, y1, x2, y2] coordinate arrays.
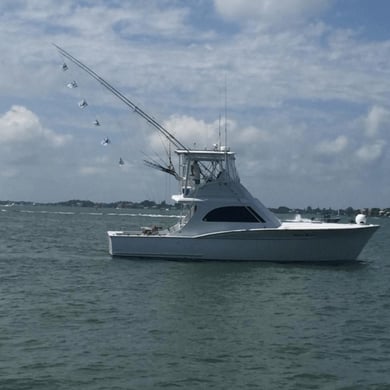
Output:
[[53, 44, 188, 151]]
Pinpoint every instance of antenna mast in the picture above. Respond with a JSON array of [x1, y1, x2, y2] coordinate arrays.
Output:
[[224, 75, 228, 148]]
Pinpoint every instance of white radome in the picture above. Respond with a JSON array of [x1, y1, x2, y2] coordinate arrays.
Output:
[[355, 214, 367, 225]]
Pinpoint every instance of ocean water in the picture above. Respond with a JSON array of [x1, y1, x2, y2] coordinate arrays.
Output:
[[0, 205, 389, 390]]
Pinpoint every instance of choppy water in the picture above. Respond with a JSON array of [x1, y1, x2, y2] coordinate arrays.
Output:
[[1, 206, 390, 389]]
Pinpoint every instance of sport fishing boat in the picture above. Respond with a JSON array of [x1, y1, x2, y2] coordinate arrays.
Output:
[[55, 45, 379, 262], [107, 147, 378, 261]]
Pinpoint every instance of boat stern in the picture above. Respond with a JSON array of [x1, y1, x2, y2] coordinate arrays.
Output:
[[108, 231, 116, 255]]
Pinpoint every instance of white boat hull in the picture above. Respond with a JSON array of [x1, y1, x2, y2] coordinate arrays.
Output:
[[108, 224, 379, 262]]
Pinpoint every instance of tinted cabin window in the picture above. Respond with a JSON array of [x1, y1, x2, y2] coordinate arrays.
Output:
[[203, 206, 265, 223]]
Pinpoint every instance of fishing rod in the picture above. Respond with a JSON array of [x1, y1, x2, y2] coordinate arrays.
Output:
[[53, 43, 188, 151], [54, 44, 218, 182]]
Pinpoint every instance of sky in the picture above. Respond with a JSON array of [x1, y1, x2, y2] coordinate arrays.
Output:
[[1, 0, 390, 209]]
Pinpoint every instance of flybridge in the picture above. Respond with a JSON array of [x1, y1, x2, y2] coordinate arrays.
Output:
[[175, 148, 240, 189]]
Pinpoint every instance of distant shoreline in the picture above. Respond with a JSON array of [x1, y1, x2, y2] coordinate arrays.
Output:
[[1, 199, 389, 217]]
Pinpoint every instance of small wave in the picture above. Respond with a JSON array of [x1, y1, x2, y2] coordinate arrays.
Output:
[[19, 210, 76, 215], [14, 209, 180, 218], [107, 212, 180, 218], [39, 211, 75, 215], [137, 213, 180, 218]]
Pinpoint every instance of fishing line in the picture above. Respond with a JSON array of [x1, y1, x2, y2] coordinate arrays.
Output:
[[57, 54, 135, 170]]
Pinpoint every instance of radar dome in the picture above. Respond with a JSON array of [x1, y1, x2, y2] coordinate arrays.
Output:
[[355, 214, 367, 225]]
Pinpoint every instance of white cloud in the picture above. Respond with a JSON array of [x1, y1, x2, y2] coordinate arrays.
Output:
[[0, 105, 73, 186], [235, 125, 271, 144], [213, 0, 331, 26], [355, 140, 386, 162], [315, 135, 348, 155], [157, 115, 220, 149], [0, 105, 70, 146], [364, 106, 390, 138], [151, 115, 272, 152]]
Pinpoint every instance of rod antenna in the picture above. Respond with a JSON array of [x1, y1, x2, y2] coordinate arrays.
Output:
[[224, 74, 228, 149]]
